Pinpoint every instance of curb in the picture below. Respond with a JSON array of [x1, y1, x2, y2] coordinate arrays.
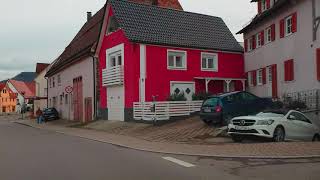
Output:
[[13, 121, 320, 160]]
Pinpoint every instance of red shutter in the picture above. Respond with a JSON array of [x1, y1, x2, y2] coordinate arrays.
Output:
[[272, 64, 278, 98], [280, 19, 285, 38], [271, 24, 276, 41], [258, 1, 262, 14], [317, 49, 320, 81], [252, 71, 257, 86], [252, 35, 256, 49], [266, 0, 271, 9], [244, 39, 248, 52], [262, 68, 267, 84], [260, 31, 265, 45], [292, 12, 297, 33], [284, 59, 294, 81]]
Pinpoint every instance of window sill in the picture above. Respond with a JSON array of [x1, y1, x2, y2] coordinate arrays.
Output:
[[201, 69, 218, 72], [167, 67, 187, 71]]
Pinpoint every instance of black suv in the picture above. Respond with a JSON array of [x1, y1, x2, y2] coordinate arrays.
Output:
[[200, 91, 273, 125]]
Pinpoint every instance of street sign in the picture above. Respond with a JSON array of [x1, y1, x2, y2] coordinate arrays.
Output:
[[65, 86, 73, 94]]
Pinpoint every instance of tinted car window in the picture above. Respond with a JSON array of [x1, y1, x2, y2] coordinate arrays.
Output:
[[241, 92, 258, 101], [289, 112, 312, 124], [203, 98, 219, 107]]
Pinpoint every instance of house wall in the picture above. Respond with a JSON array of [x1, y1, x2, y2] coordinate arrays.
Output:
[[244, 0, 320, 97], [0, 87, 17, 113], [144, 45, 245, 102], [6, 82, 24, 112], [47, 57, 94, 121], [34, 67, 49, 113]]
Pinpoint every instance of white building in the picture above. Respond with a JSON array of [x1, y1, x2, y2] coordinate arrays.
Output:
[[238, 0, 320, 98], [34, 63, 50, 113]]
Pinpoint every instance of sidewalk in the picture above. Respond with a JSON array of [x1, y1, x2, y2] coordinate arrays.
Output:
[[14, 119, 320, 159]]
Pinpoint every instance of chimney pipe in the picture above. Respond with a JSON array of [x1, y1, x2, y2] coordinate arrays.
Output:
[[87, 12, 92, 22], [151, 0, 158, 6]]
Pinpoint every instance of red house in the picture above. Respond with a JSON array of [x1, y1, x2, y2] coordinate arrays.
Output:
[[96, 0, 245, 121]]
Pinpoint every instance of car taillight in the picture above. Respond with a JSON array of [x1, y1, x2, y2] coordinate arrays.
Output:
[[215, 106, 222, 112]]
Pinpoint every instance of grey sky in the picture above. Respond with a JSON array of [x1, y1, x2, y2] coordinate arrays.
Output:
[[0, 0, 256, 81]]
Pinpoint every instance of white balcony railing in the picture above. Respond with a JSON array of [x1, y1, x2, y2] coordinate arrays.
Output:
[[102, 65, 124, 86], [133, 101, 203, 121]]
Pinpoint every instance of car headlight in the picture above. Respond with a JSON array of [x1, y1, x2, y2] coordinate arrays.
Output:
[[256, 120, 274, 125]]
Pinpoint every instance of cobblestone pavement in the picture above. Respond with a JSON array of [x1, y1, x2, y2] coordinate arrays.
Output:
[[84, 116, 232, 145]]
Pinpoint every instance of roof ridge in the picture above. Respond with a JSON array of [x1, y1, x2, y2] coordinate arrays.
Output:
[[112, 0, 222, 20]]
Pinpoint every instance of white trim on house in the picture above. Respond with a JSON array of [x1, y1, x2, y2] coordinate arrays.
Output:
[[285, 15, 293, 36], [248, 71, 253, 86], [167, 50, 187, 70], [201, 52, 218, 72], [106, 44, 125, 68], [139, 44, 146, 102], [256, 33, 262, 48], [265, 26, 272, 44], [257, 69, 263, 86]]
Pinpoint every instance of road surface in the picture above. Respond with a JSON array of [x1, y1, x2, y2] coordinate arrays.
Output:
[[0, 120, 319, 180]]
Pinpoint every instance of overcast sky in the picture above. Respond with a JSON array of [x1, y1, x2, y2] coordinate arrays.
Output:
[[0, 0, 256, 81]]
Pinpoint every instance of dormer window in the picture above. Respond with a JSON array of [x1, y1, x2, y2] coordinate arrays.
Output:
[[261, 0, 268, 12], [106, 16, 120, 35]]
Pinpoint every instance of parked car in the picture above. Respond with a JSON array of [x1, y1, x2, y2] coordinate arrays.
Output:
[[228, 109, 320, 142], [43, 108, 59, 122], [199, 91, 273, 125]]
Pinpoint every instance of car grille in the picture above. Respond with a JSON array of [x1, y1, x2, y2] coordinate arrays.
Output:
[[229, 128, 259, 134], [232, 119, 256, 126]]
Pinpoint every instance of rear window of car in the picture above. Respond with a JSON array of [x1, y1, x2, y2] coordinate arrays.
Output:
[[203, 98, 219, 107], [45, 109, 54, 112]]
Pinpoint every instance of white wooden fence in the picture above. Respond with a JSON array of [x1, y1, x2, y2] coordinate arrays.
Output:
[[133, 101, 203, 121], [102, 65, 124, 86]]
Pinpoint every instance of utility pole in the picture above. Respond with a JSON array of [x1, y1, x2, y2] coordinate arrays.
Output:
[[313, 0, 320, 41]]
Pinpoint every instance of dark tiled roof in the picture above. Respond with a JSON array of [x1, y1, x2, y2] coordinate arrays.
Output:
[[237, 0, 289, 34], [12, 72, 37, 82], [36, 63, 50, 74], [111, 0, 243, 52], [46, 6, 106, 77]]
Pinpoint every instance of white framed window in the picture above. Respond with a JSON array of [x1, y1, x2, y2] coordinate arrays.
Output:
[[167, 50, 187, 70], [257, 69, 263, 85], [108, 51, 122, 67], [201, 53, 218, 71], [285, 15, 293, 36], [57, 74, 61, 86], [256, 33, 262, 48], [248, 37, 253, 51], [248, 72, 253, 86], [261, 0, 268, 11], [52, 77, 55, 88], [265, 27, 272, 44], [267, 66, 273, 83]]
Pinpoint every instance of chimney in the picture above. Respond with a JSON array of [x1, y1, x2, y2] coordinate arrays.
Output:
[[151, 0, 158, 5], [87, 12, 92, 22]]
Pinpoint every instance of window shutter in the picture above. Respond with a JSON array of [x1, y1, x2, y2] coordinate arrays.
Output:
[[252, 71, 257, 86], [271, 24, 276, 41], [244, 39, 248, 52], [280, 19, 285, 38], [272, 64, 278, 98], [284, 60, 289, 81], [284, 59, 294, 81], [317, 49, 320, 81], [289, 59, 294, 81], [262, 68, 267, 84], [258, 1, 262, 14], [292, 12, 297, 33], [252, 35, 256, 49], [260, 31, 265, 45], [266, 0, 270, 9]]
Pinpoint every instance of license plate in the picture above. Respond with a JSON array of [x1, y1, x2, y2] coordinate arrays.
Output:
[[235, 126, 250, 130], [203, 108, 211, 113]]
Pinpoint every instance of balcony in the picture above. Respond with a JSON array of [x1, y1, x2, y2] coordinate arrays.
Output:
[[102, 65, 124, 86]]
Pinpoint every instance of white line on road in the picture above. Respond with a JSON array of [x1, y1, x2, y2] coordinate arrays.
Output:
[[162, 157, 195, 168]]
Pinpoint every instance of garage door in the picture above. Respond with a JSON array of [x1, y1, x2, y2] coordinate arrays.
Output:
[[171, 82, 195, 101], [107, 86, 124, 121]]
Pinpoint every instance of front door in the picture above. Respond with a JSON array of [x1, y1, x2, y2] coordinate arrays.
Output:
[[107, 86, 124, 121], [84, 97, 92, 122], [73, 77, 83, 122], [170, 82, 195, 101]]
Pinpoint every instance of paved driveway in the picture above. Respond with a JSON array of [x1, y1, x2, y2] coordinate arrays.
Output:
[[1, 119, 320, 179]]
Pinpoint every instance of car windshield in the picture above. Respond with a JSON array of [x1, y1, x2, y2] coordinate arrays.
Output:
[[203, 98, 219, 107], [256, 112, 285, 118]]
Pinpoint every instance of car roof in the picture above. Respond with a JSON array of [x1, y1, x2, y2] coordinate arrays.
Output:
[[208, 91, 242, 98]]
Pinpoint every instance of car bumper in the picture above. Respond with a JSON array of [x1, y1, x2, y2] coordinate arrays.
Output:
[[200, 112, 222, 123], [228, 124, 275, 138]]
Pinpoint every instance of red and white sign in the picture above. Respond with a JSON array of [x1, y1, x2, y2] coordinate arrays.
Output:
[[65, 86, 73, 93]]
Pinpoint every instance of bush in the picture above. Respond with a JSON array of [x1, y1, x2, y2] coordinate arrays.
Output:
[[167, 92, 187, 101], [192, 92, 212, 101], [287, 100, 307, 110]]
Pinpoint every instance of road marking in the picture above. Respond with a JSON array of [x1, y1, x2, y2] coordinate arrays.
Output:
[[162, 157, 195, 168]]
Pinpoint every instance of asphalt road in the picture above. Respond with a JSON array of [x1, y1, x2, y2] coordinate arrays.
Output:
[[0, 119, 320, 180]]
